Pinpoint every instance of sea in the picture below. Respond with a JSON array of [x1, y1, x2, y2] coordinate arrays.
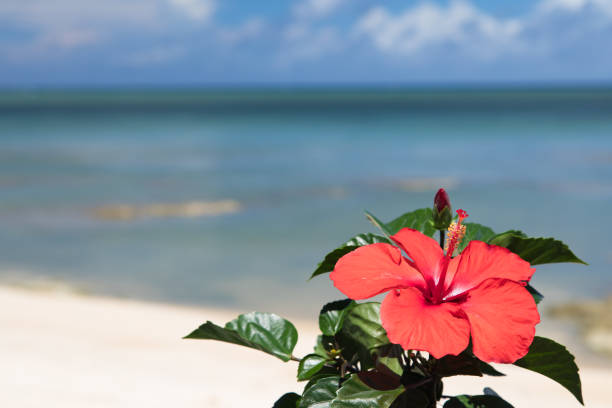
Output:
[[1, 87, 611, 317]]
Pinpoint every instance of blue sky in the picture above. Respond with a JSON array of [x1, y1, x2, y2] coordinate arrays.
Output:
[[1, 0, 611, 86]]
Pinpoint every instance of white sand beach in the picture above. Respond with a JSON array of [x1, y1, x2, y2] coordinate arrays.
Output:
[[1, 284, 610, 408]]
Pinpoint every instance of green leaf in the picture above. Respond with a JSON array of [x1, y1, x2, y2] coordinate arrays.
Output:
[[319, 299, 356, 336], [298, 354, 328, 381], [274, 392, 301, 408], [435, 349, 505, 378], [184, 312, 298, 362], [357, 362, 402, 391], [514, 336, 583, 404], [373, 344, 404, 375], [337, 302, 391, 369], [458, 223, 496, 252], [366, 208, 436, 237], [436, 353, 484, 378], [330, 375, 405, 408], [343, 234, 392, 248], [488, 231, 587, 265], [304, 371, 341, 393], [299, 376, 340, 408], [365, 211, 393, 237], [385, 208, 437, 237], [311, 234, 391, 279], [494, 229, 526, 238], [479, 361, 505, 377], [444, 395, 514, 408], [526, 284, 544, 304]]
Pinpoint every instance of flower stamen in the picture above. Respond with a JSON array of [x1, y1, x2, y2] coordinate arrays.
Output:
[[433, 209, 469, 303], [444, 209, 468, 257]]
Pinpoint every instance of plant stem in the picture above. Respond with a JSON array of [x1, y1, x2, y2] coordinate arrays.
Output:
[[431, 377, 438, 408], [404, 376, 433, 389], [439, 229, 445, 249]]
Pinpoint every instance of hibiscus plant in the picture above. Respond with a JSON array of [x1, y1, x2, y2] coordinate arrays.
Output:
[[185, 189, 586, 408]]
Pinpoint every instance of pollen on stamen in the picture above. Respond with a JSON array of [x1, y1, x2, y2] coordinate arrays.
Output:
[[444, 210, 468, 255], [444, 223, 466, 253]]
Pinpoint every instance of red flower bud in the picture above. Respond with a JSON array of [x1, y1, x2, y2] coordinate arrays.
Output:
[[434, 188, 451, 213], [432, 188, 452, 230]]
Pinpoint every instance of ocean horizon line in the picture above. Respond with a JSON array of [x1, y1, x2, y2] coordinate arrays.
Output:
[[2, 80, 612, 93], [2, 85, 611, 113]]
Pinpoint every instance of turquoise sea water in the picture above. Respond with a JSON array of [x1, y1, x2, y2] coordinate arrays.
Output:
[[1, 88, 611, 316]]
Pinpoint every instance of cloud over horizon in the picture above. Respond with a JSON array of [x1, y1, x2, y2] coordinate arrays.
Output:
[[0, 0, 611, 85]]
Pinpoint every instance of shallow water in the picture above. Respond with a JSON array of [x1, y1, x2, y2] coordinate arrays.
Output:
[[1, 88, 611, 316]]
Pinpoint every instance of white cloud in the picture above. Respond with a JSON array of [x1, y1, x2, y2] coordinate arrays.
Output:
[[0, 1, 161, 31], [278, 17, 343, 66], [293, 0, 346, 19], [282, 26, 340, 61], [540, 0, 590, 11], [347, 0, 612, 79], [0, 0, 215, 58], [355, 1, 522, 58], [281, 0, 347, 64], [1, 28, 104, 62], [168, 0, 215, 21], [3, 0, 612, 81], [217, 18, 266, 45], [538, 0, 612, 14]]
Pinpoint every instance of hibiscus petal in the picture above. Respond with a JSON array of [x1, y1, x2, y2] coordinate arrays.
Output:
[[447, 241, 535, 297], [461, 278, 540, 363], [380, 288, 470, 358], [330, 243, 427, 300], [442, 256, 460, 293], [390, 228, 444, 286]]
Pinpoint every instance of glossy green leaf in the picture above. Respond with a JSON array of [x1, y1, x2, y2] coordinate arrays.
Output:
[[366, 208, 436, 237], [299, 376, 340, 408], [330, 375, 405, 408], [343, 234, 391, 248], [364, 211, 393, 237], [373, 344, 403, 375], [311, 234, 391, 279], [319, 299, 356, 336], [479, 361, 505, 377], [385, 208, 437, 237], [444, 395, 514, 408], [184, 312, 298, 362], [298, 354, 328, 381], [274, 392, 301, 408], [304, 371, 341, 393], [438, 348, 504, 378], [514, 336, 583, 404], [526, 284, 544, 304], [488, 231, 587, 265], [357, 362, 402, 391], [458, 222, 496, 252], [337, 302, 390, 369], [184, 321, 251, 347]]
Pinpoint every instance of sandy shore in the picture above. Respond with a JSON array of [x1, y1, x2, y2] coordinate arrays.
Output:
[[1, 285, 610, 408]]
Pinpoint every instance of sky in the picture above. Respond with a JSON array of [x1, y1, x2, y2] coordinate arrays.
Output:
[[1, 0, 612, 86]]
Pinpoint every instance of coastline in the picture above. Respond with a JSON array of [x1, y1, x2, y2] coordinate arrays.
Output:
[[1, 284, 610, 407]]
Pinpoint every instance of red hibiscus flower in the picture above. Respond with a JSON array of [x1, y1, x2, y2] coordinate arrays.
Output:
[[330, 210, 540, 363]]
